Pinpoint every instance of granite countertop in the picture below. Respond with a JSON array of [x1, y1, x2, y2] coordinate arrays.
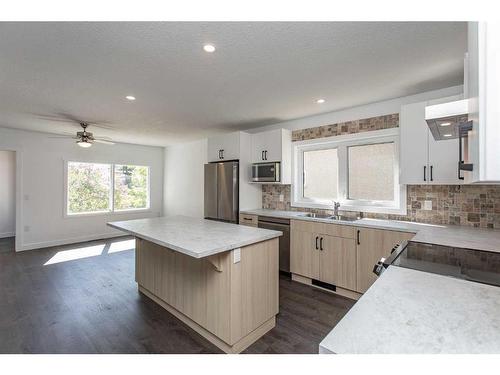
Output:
[[108, 216, 282, 258], [319, 266, 500, 354], [240, 209, 500, 253]]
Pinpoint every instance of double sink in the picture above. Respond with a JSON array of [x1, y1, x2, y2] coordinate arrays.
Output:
[[298, 212, 358, 222]]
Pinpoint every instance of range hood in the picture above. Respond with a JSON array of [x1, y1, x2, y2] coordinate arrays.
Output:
[[425, 99, 469, 141]]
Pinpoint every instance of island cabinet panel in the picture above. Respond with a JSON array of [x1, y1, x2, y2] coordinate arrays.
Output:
[[356, 228, 415, 293], [135, 237, 279, 353]]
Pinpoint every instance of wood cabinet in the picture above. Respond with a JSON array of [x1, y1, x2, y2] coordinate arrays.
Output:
[[290, 220, 356, 291], [251, 128, 292, 184], [355, 227, 414, 293], [400, 96, 463, 185], [207, 132, 241, 162], [239, 213, 258, 227]]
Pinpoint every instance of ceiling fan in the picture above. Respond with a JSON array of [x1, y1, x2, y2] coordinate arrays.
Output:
[[40, 113, 116, 148]]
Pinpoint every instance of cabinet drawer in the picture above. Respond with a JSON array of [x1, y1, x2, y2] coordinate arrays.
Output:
[[291, 219, 356, 239], [239, 213, 258, 227]]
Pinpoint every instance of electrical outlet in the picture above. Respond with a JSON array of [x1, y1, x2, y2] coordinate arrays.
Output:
[[279, 194, 284, 202], [233, 248, 241, 264], [423, 200, 433, 211]]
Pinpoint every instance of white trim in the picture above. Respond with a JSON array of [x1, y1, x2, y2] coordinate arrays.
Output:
[[64, 160, 151, 217], [292, 128, 407, 215]]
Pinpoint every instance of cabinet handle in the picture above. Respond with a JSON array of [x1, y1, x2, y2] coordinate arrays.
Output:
[[264, 150, 268, 160], [319, 237, 323, 251], [315, 236, 319, 250], [218, 150, 221, 159], [430, 165, 433, 182], [262, 150, 265, 160], [220, 149, 224, 159], [423, 166, 427, 182], [357, 230, 360, 245]]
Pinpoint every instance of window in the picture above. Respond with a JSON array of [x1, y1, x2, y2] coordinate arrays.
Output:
[[66, 161, 150, 215], [114, 165, 150, 211], [303, 148, 338, 200], [348, 143, 395, 201], [292, 128, 406, 214]]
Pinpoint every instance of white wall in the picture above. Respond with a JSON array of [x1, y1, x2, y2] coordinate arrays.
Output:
[[163, 139, 207, 217], [246, 85, 463, 134], [0, 127, 164, 251], [0, 150, 15, 238]]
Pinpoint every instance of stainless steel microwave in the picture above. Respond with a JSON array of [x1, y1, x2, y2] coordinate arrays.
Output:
[[252, 162, 280, 182]]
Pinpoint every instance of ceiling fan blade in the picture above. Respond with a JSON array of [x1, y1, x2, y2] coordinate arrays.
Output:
[[48, 135, 77, 139], [93, 139, 115, 145]]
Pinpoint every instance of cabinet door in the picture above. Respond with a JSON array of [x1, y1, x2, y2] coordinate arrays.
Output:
[[356, 228, 415, 293], [207, 132, 240, 162], [400, 102, 429, 184], [319, 235, 357, 291], [428, 136, 461, 184], [252, 129, 282, 163], [290, 230, 319, 279]]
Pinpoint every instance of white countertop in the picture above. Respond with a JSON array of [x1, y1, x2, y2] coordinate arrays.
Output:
[[108, 216, 282, 258], [319, 266, 500, 354], [240, 209, 500, 253]]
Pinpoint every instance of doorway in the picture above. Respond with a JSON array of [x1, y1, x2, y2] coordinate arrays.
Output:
[[0, 150, 15, 253]]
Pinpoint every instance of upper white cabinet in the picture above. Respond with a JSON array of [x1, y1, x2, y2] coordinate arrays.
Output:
[[465, 22, 500, 183], [251, 128, 292, 184], [400, 96, 463, 185], [207, 132, 240, 162]]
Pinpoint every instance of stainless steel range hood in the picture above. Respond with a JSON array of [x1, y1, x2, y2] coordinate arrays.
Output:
[[425, 99, 469, 140]]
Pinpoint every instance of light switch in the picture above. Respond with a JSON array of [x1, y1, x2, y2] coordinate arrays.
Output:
[[279, 194, 284, 202], [233, 248, 241, 264]]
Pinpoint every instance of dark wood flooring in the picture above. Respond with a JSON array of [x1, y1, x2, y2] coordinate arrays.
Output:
[[0, 236, 355, 354]]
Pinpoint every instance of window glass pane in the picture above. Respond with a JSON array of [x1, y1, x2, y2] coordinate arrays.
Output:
[[67, 162, 111, 214], [303, 148, 338, 200], [348, 143, 395, 201], [114, 165, 150, 211]]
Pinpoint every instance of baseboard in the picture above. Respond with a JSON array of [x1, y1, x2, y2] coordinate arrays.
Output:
[[19, 232, 127, 252], [0, 232, 15, 239]]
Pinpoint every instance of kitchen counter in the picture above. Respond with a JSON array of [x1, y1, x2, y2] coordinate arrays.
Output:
[[319, 266, 500, 353], [240, 209, 500, 253], [108, 215, 282, 258], [108, 215, 281, 353]]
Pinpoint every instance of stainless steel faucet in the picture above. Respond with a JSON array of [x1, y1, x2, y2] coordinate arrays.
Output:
[[332, 201, 340, 218]]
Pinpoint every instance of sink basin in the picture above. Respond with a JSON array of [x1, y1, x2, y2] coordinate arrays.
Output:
[[298, 213, 358, 222]]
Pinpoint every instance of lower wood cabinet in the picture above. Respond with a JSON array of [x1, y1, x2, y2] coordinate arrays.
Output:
[[291, 220, 416, 295], [355, 227, 415, 293], [290, 221, 356, 291]]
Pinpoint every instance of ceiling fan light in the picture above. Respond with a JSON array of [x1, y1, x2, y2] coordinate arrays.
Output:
[[77, 140, 92, 148]]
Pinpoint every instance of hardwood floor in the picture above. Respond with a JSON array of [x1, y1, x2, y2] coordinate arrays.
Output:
[[0, 236, 355, 354]]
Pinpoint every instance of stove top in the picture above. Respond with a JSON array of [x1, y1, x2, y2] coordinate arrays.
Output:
[[387, 241, 500, 287]]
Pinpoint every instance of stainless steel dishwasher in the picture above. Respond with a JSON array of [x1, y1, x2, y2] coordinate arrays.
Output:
[[257, 216, 290, 273]]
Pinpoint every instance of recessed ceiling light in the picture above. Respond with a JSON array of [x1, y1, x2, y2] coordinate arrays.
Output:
[[203, 44, 216, 53], [125, 95, 136, 101], [443, 133, 453, 137], [440, 122, 451, 127], [316, 99, 325, 104]]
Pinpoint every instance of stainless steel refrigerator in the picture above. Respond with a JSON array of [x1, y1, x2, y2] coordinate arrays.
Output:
[[204, 161, 239, 223]]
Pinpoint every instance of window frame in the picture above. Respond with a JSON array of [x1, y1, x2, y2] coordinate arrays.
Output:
[[64, 160, 151, 217], [292, 128, 407, 215]]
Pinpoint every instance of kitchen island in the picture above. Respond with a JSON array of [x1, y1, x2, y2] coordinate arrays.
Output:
[[108, 216, 282, 353]]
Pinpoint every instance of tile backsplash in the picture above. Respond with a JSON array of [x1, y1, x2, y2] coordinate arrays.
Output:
[[261, 113, 500, 229]]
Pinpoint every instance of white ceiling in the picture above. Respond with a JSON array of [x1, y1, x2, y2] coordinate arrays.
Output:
[[0, 22, 466, 146]]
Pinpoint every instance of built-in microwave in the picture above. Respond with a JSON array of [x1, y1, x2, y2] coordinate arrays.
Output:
[[251, 162, 280, 183]]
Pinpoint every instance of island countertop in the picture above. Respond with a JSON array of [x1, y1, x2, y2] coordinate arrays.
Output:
[[108, 215, 282, 258], [319, 266, 500, 354]]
